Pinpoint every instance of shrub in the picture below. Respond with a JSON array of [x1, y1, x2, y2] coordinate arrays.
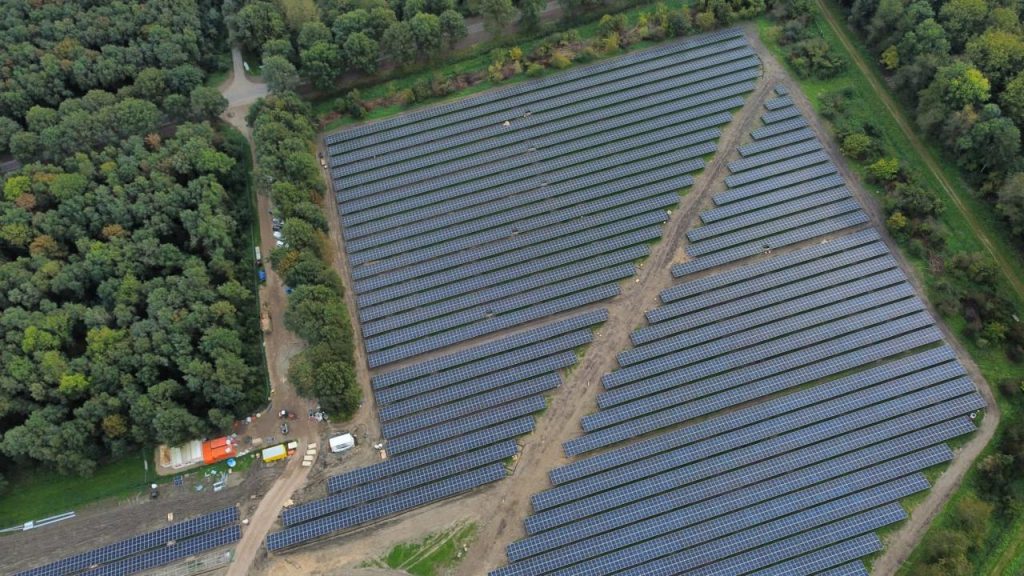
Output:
[[867, 157, 900, 182], [550, 51, 572, 69], [526, 62, 545, 76]]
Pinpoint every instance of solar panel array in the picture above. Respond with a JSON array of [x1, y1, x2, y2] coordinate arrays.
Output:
[[492, 85, 984, 574], [16, 508, 241, 576], [265, 312, 606, 550], [675, 95, 870, 276], [323, 29, 760, 367]]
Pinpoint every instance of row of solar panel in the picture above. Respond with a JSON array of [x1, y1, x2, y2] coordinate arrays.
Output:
[[671, 211, 871, 278], [88, 526, 241, 576], [364, 264, 633, 352], [383, 374, 560, 439], [282, 441, 518, 527], [344, 144, 696, 247], [554, 355, 965, 511], [544, 389, 979, 535], [341, 135, 704, 241], [330, 38, 756, 165], [605, 291, 922, 389], [327, 30, 747, 156], [376, 334, 585, 405], [16, 507, 238, 576], [364, 221, 654, 307], [372, 310, 606, 389], [268, 464, 507, 550], [619, 278, 915, 368], [348, 159, 693, 265], [699, 174, 846, 224], [336, 57, 758, 181], [354, 216, 663, 315], [659, 228, 881, 303], [340, 122, 717, 239], [723, 150, 831, 188], [324, 29, 744, 147], [639, 254, 900, 343], [360, 241, 646, 325], [333, 81, 747, 203], [501, 465, 923, 576], [689, 187, 849, 242], [726, 139, 822, 173], [748, 116, 810, 141], [334, 74, 746, 193], [737, 126, 815, 157], [527, 417, 971, 559], [686, 198, 861, 256], [337, 99, 735, 218], [367, 285, 620, 367], [576, 324, 944, 454], [381, 356, 573, 419], [500, 401, 979, 574], [562, 344, 959, 485], [337, 97, 737, 223], [350, 177, 672, 284], [376, 336, 588, 405]]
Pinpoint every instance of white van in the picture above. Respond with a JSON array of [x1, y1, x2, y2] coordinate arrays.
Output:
[[329, 433, 356, 454]]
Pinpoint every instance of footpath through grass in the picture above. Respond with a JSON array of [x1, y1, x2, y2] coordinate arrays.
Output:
[[759, 6, 1024, 574], [361, 522, 477, 576]]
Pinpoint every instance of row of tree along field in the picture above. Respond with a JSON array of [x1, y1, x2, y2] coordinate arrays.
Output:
[[248, 93, 361, 419], [0, 0, 267, 497]]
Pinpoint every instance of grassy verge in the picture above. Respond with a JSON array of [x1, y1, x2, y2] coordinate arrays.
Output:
[[0, 451, 157, 528], [360, 522, 477, 575], [759, 8, 1024, 574]]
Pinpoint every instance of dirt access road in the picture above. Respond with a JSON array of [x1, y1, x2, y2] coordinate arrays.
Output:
[[218, 48, 320, 576], [455, 61, 780, 576], [802, 6, 1004, 573]]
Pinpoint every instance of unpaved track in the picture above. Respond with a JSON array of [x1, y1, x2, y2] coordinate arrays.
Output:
[[226, 457, 312, 576], [456, 71, 778, 576], [744, 25, 1000, 575]]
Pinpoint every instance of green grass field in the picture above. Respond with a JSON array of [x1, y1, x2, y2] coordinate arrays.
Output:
[[361, 522, 477, 575], [0, 451, 155, 528], [759, 6, 1024, 574]]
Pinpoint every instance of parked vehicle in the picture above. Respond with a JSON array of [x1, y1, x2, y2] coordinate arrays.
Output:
[[280, 422, 289, 435], [254, 246, 262, 265]]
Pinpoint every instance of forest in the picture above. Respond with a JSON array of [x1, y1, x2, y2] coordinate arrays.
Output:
[[0, 0, 262, 490]]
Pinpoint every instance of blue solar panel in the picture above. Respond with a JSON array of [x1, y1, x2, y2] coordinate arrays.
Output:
[[16, 507, 239, 576], [89, 525, 241, 576], [269, 465, 506, 550]]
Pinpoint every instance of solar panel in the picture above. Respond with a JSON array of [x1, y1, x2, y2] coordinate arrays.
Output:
[[517, 418, 971, 560], [269, 465, 506, 550], [371, 310, 605, 389], [679, 505, 905, 576], [497, 448, 943, 574], [744, 535, 880, 576], [700, 175, 846, 223], [714, 163, 840, 205], [749, 116, 809, 140], [547, 366, 968, 511], [661, 228, 882, 301], [671, 211, 870, 277], [88, 525, 241, 576], [388, 396, 545, 455], [368, 284, 620, 367], [282, 441, 517, 526], [327, 417, 532, 492], [16, 507, 239, 576], [723, 151, 832, 188], [726, 139, 823, 173]]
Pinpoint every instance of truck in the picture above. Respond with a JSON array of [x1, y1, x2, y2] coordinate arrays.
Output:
[[254, 246, 262, 265]]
